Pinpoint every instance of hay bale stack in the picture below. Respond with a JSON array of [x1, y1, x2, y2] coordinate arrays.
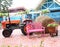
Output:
[[35, 16, 56, 33]]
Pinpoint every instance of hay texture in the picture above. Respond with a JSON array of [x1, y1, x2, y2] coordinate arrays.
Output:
[[35, 16, 56, 33]]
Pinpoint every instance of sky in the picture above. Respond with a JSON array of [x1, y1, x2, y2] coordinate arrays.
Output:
[[9, 0, 42, 9], [9, 0, 60, 9], [57, 0, 60, 2]]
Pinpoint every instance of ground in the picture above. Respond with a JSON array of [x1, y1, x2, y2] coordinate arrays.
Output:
[[0, 26, 60, 47]]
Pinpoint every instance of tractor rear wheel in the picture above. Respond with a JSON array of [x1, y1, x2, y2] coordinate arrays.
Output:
[[2, 29, 12, 37]]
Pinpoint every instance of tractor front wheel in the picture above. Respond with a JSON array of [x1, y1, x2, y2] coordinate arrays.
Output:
[[21, 24, 32, 35]]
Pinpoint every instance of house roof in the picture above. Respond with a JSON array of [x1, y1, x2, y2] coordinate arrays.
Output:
[[8, 7, 26, 12], [54, 0, 60, 5], [36, 0, 60, 10], [35, 0, 46, 10]]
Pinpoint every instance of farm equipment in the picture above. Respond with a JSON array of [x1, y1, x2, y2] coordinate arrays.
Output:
[[1, 10, 58, 37], [26, 22, 45, 38], [1, 14, 33, 37], [35, 16, 58, 37], [2, 19, 33, 37], [47, 22, 58, 37], [20, 19, 33, 35], [2, 20, 20, 37]]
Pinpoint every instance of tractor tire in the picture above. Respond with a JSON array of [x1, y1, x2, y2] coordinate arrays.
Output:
[[56, 30, 58, 36], [21, 29, 27, 35], [20, 24, 27, 35], [21, 24, 32, 35], [50, 30, 58, 37], [50, 33, 54, 37], [2, 29, 12, 37]]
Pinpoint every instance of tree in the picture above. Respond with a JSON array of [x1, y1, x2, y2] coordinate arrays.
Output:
[[41, 9, 50, 16], [0, 0, 12, 22], [0, 0, 12, 13]]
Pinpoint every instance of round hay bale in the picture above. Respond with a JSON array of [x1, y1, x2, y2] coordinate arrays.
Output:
[[35, 16, 56, 33]]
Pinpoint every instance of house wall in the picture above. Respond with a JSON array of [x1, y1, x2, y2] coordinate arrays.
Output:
[[37, 0, 60, 23], [0, 17, 3, 22]]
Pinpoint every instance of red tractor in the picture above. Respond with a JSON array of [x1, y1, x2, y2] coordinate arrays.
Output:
[[1, 19, 32, 37], [1, 8, 33, 38]]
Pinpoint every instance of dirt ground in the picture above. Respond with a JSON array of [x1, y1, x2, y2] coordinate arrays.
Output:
[[0, 26, 60, 47]]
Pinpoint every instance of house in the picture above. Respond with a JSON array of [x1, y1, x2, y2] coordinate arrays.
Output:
[[36, 0, 60, 23], [36, 0, 60, 10]]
